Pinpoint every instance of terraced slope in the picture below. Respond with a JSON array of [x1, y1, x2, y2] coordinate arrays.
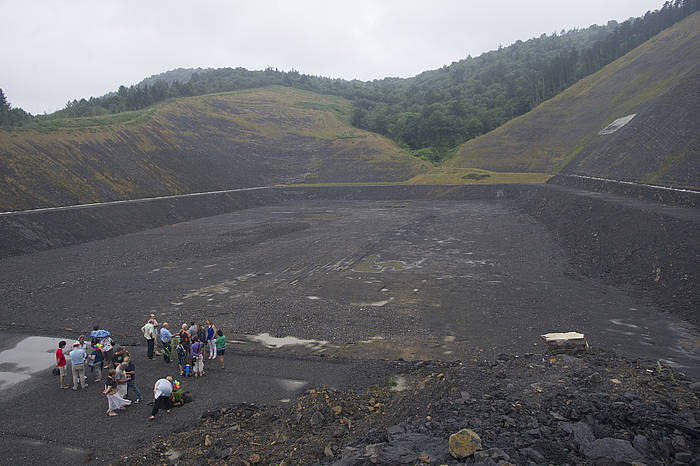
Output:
[[446, 12, 700, 188], [0, 86, 430, 211]]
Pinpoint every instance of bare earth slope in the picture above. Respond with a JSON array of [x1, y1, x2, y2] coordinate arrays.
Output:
[[446, 12, 700, 187], [0, 86, 430, 211]]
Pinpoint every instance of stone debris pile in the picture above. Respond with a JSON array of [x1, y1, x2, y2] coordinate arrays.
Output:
[[123, 348, 699, 465]]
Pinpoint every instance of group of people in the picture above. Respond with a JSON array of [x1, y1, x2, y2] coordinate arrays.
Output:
[[55, 313, 228, 419], [147, 317, 226, 377]]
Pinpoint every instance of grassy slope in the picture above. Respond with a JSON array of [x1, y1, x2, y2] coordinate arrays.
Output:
[[445, 12, 700, 184], [0, 86, 430, 211]]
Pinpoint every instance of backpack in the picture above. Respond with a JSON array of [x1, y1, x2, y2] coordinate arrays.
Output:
[[183, 364, 192, 377], [176, 344, 185, 358]]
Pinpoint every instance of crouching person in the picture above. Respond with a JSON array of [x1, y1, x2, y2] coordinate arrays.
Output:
[[150, 377, 172, 420]]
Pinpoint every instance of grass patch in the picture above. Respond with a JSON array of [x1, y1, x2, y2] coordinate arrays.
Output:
[[292, 101, 344, 115], [18, 108, 156, 133], [405, 168, 551, 185]]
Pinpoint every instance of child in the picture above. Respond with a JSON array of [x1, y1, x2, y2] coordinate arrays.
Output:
[[190, 337, 204, 377], [88, 344, 104, 382], [176, 341, 186, 376]]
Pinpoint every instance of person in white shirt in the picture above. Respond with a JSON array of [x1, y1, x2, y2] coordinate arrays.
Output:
[[149, 377, 173, 420], [141, 319, 156, 360]]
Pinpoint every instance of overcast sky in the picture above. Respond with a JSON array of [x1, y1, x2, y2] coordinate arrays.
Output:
[[2, 0, 664, 115]]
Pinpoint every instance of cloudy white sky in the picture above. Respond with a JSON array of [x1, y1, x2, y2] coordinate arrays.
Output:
[[2, 0, 664, 115]]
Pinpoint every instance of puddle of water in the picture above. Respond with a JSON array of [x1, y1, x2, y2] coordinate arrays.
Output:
[[610, 319, 639, 329], [352, 255, 407, 273], [277, 378, 308, 391], [182, 280, 241, 299], [352, 298, 394, 308], [248, 333, 328, 349], [0, 336, 69, 389], [360, 336, 385, 344]]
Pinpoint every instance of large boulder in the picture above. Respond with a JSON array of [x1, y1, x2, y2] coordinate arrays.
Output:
[[449, 428, 482, 459]]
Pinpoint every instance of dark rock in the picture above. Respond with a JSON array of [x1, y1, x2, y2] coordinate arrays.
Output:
[[502, 416, 517, 428], [674, 451, 692, 464], [386, 425, 405, 438], [218, 447, 232, 459], [310, 411, 325, 427], [583, 438, 642, 463], [559, 421, 595, 449], [632, 434, 648, 455], [519, 447, 545, 463], [474, 447, 510, 462], [549, 411, 567, 421]]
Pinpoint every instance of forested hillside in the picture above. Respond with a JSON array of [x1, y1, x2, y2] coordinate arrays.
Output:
[[447, 11, 700, 188], [3, 0, 696, 164]]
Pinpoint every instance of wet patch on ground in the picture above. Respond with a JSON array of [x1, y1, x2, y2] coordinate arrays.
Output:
[[0, 335, 69, 391]]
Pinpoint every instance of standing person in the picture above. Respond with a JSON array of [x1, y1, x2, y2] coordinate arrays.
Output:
[[141, 319, 156, 360], [160, 322, 172, 363], [149, 377, 173, 420], [101, 334, 114, 368], [206, 320, 217, 360], [103, 369, 131, 416], [175, 339, 186, 376], [188, 321, 198, 342], [88, 344, 104, 382], [75, 335, 90, 354], [115, 362, 129, 399], [55, 341, 69, 389], [215, 329, 226, 369], [69, 343, 88, 390], [190, 337, 204, 377], [112, 347, 128, 368], [177, 324, 191, 355], [196, 324, 206, 346], [149, 313, 162, 356], [75, 335, 90, 385], [123, 356, 143, 403]]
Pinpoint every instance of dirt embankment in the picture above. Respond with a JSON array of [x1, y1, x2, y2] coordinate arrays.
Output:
[[515, 184, 700, 325], [549, 174, 699, 207]]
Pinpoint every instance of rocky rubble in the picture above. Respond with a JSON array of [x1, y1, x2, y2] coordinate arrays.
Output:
[[123, 349, 698, 465]]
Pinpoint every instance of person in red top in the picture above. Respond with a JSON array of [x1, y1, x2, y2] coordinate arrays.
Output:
[[55, 340, 69, 389]]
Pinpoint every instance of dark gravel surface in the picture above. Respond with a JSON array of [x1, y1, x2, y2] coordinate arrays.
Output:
[[0, 199, 696, 372], [0, 198, 697, 464]]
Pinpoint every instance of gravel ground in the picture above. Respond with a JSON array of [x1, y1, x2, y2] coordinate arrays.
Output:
[[0, 198, 697, 464]]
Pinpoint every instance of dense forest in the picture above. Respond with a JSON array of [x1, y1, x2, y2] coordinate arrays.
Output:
[[2, 0, 697, 161], [0, 88, 31, 127]]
